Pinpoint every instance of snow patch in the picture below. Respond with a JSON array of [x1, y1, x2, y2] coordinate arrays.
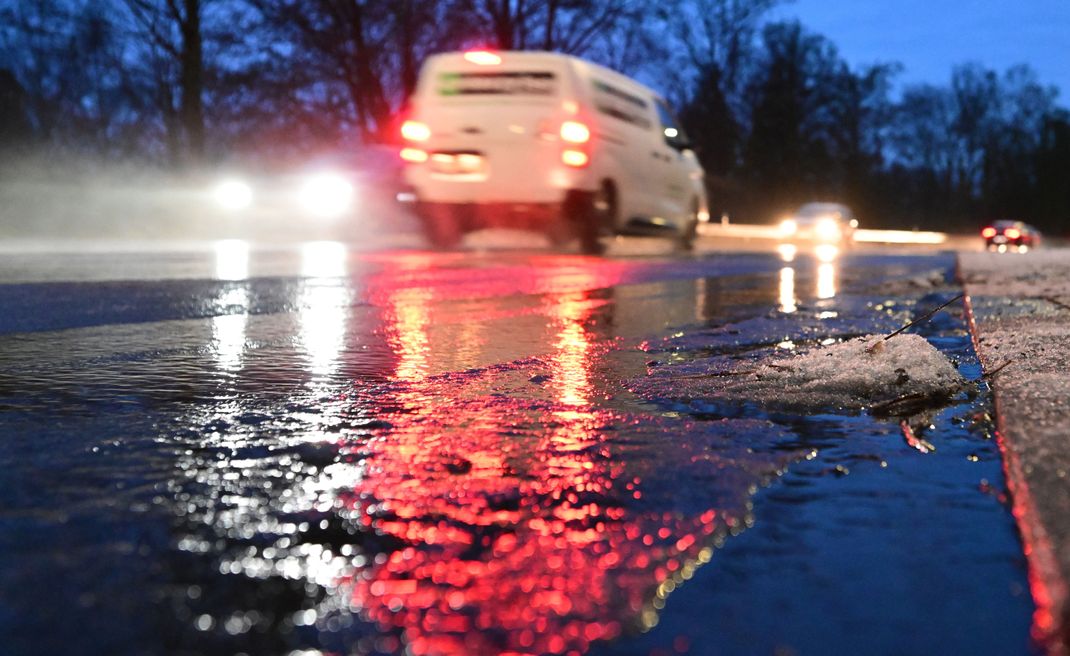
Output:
[[703, 334, 966, 412]]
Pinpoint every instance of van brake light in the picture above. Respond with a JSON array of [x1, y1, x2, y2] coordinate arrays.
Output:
[[562, 149, 589, 168], [1005, 227, 1021, 239], [464, 50, 502, 66], [981, 227, 996, 238], [560, 120, 590, 144], [401, 120, 431, 142], [400, 147, 428, 163]]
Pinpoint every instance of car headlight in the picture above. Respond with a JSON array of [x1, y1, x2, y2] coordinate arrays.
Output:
[[213, 179, 253, 211], [815, 218, 841, 241], [299, 173, 354, 218], [779, 218, 798, 236]]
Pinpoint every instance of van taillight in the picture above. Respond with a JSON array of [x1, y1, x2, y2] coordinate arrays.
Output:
[[562, 149, 589, 168], [401, 120, 431, 142], [400, 147, 428, 163], [560, 120, 590, 144], [1005, 228, 1021, 239], [981, 227, 997, 238]]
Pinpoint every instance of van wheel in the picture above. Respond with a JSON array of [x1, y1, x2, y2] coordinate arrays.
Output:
[[677, 200, 700, 252], [578, 183, 615, 255], [420, 203, 463, 249]]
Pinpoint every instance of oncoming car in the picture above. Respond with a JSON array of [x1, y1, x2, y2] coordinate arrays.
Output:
[[398, 50, 709, 253], [209, 146, 405, 221], [778, 203, 858, 245], [981, 220, 1041, 252]]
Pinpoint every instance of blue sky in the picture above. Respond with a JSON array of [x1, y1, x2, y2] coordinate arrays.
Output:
[[778, 0, 1070, 103]]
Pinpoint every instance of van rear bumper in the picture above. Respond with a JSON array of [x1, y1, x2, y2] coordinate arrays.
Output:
[[411, 190, 595, 235]]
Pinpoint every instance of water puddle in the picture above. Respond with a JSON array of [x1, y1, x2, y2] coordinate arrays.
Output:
[[603, 270, 1035, 655]]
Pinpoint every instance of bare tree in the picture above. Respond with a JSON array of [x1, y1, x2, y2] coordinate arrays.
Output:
[[452, 0, 664, 74], [123, 0, 208, 163], [233, 0, 673, 148], [248, 0, 462, 143], [667, 0, 783, 193], [666, 0, 781, 116], [0, 0, 155, 157]]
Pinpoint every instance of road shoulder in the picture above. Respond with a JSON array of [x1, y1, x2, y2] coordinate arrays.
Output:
[[959, 248, 1070, 654]]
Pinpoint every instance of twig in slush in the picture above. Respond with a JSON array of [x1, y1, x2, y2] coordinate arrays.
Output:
[[1035, 296, 1070, 313], [982, 360, 1013, 380], [866, 293, 965, 353], [680, 370, 756, 379]]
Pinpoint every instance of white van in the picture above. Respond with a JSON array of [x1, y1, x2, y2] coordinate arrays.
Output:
[[399, 50, 709, 253]]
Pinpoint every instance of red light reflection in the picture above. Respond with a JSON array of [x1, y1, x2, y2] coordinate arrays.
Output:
[[547, 290, 595, 408], [386, 286, 434, 383], [995, 425, 1063, 648], [339, 267, 729, 655]]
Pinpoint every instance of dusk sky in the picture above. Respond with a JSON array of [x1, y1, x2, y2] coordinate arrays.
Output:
[[779, 0, 1070, 103]]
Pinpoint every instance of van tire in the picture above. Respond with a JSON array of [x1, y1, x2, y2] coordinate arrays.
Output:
[[576, 182, 615, 255], [419, 203, 463, 250], [677, 200, 700, 251]]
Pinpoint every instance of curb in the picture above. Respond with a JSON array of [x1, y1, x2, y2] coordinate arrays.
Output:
[[958, 253, 1070, 655]]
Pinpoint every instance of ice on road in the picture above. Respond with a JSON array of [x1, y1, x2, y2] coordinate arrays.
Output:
[[718, 333, 966, 411]]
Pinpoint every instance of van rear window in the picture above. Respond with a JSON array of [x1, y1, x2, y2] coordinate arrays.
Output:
[[437, 71, 557, 97]]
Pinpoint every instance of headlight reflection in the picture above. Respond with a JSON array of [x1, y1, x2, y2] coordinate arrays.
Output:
[[814, 244, 839, 263], [213, 240, 250, 281], [299, 242, 350, 379], [817, 262, 836, 300], [301, 241, 348, 279], [815, 245, 838, 300], [212, 241, 252, 373], [779, 267, 797, 313], [213, 288, 249, 373]]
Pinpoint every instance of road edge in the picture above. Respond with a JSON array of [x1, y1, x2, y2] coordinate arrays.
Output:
[[957, 255, 1070, 656]]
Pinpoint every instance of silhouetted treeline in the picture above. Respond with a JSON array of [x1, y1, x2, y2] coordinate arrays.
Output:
[[1, 0, 1068, 233], [664, 6, 1070, 233]]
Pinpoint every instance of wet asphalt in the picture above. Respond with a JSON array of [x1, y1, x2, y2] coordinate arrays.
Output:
[[0, 243, 1036, 656]]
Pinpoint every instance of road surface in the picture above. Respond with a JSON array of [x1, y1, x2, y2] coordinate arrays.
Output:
[[0, 241, 1034, 655]]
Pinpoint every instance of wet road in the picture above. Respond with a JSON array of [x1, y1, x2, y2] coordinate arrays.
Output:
[[0, 243, 1035, 655]]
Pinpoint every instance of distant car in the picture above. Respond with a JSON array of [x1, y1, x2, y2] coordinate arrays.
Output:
[[398, 49, 708, 253], [778, 203, 858, 245], [981, 220, 1041, 251]]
